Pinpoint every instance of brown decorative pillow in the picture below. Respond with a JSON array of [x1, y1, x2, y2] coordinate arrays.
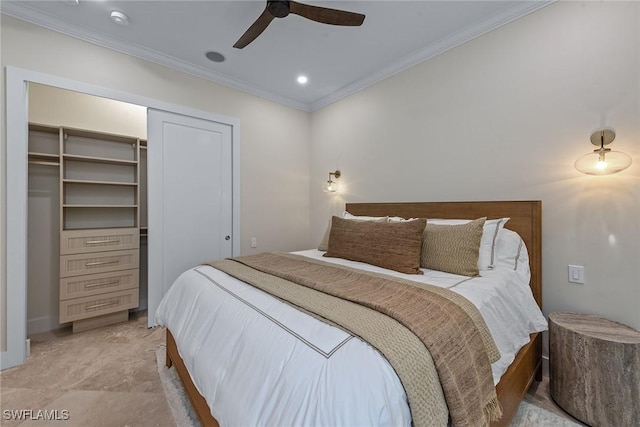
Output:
[[421, 217, 486, 276], [318, 216, 388, 251], [325, 216, 427, 275]]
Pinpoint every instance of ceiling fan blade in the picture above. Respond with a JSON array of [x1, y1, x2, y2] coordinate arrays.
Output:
[[233, 8, 276, 49], [289, 1, 365, 26]]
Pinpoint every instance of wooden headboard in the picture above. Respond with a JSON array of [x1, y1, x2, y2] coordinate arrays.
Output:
[[345, 201, 542, 308]]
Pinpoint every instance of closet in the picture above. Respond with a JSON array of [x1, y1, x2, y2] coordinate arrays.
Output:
[[24, 85, 235, 336], [3, 75, 238, 370], [28, 122, 148, 333]]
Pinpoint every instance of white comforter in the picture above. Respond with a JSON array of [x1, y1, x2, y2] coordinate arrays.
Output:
[[155, 250, 547, 427]]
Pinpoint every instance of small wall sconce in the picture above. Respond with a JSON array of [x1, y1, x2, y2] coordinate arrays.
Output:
[[324, 170, 341, 193], [575, 128, 632, 175]]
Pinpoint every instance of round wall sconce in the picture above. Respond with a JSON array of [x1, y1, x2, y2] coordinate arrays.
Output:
[[574, 128, 632, 175], [324, 170, 341, 193]]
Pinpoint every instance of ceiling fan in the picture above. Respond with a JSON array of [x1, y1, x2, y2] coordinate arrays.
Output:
[[234, 0, 365, 49]]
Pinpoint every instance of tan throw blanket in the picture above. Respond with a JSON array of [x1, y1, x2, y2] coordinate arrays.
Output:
[[208, 252, 502, 427]]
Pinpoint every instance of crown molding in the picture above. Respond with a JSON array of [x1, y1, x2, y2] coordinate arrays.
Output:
[[310, 1, 554, 111], [0, 1, 311, 112], [2, 0, 553, 113]]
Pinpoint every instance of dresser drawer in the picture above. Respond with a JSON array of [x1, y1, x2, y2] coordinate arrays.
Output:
[[60, 249, 139, 277], [59, 288, 139, 323], [61, 228, 139, 255], [60, 269, 139, 301]]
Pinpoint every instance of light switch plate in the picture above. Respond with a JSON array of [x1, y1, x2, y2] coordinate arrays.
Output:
[[568, 265, 584, 284]]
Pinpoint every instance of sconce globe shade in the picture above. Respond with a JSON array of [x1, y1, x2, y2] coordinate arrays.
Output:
[[574, 150, 632, 175], [323, 180, 339, 193], [323, 170, 341, 193]]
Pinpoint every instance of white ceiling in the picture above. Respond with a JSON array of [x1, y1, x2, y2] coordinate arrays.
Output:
[[2, 1, 550, 111]]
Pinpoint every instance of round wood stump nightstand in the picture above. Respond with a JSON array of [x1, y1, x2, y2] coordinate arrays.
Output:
[[549, 312, 640, 427]]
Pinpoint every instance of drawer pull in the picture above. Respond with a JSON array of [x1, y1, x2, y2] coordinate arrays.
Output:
[[84, 280, 119, 289], [85, 260, 120, 267], [85, 301, 119, 310], [85, 239, 121, 245]]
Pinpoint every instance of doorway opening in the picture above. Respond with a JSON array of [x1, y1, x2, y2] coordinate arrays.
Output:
[[27, 83, 148, 337], [3, 67, 240, 370]]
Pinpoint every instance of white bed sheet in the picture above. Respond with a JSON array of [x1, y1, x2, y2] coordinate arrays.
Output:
[[155, 250, 547, 427], [295, 250, 548, 383]]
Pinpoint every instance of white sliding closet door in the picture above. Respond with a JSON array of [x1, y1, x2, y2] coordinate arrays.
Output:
[[147, 109, 234, 328]]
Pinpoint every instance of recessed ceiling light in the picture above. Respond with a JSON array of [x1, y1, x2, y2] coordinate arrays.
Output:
[[297, 75, 308, 85], [110, 10, 129, 26], [205, 51, 226, 63], [66, 0, 79, 5]]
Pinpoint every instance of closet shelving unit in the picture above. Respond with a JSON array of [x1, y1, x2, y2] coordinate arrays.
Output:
[[60, 128, 140, 229], [59, 126, 142, 332], [29, 123, 144, 333]]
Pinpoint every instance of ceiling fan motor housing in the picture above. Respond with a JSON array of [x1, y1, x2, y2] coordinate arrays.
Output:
[[268, 1, 290, 18]]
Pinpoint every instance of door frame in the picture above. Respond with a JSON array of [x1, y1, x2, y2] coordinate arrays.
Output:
[[3, 66, 241, 370]]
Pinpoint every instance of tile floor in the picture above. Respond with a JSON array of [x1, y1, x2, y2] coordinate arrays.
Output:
[[0, 313, 171, 427]]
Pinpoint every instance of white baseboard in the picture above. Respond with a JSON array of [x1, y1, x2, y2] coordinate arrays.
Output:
[[27, 316, 62, 335], [542, 355, 549, 377]]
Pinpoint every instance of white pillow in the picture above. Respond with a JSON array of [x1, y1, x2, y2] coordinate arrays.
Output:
[[343, 211, 389, 221], [495, 228, 531, 281], [427, 218, 509, 270], [388, 216, 419, 222]]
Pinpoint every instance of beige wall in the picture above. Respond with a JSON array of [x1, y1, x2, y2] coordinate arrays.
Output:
[[1, 15, 311, 349], [29, 83, 148, 138], [310, 1, 640, 330]]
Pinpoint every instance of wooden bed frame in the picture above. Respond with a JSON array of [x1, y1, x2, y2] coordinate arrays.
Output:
[[166, 200, 543, 427]]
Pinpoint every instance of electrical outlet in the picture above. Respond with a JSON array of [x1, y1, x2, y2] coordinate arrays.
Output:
[[250, 237, 257, 248], [568, 265, 584, 284]]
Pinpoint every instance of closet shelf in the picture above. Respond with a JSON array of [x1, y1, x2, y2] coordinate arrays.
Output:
[[63, 153, 137, 166], [63, 204, 138, 208], [64, 225, 139, 231], [63, 179, 137, 186], [29, 152, 60, 160]]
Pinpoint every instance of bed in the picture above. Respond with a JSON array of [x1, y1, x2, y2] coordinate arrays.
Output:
[[157, 201, 545, 427]]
